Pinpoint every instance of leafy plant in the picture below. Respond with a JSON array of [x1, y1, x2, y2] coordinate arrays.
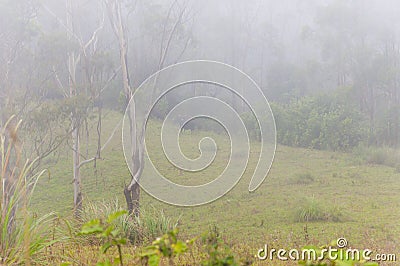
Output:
[[79, 210, 128, 266], [139, 228, 190, 266], [201, 225, 238, 266]]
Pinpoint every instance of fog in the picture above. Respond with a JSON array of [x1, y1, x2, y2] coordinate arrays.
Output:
[[3, 0, 400, 100], [0, 1, 399, 263]]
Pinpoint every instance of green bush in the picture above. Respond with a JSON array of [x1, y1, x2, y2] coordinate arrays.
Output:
[[268, 90, 369, 151]]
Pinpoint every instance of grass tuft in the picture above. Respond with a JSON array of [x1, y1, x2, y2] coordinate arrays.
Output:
[[79, 199, 179, 245], [294, 196, 345, 223], [1, 116, 55, 265]]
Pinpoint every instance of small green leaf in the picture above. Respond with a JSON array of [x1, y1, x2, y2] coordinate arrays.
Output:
[[101, 242, 112, 254], [140, 250, 158, 258], [110, 229, 120, 238], [172, 240, 187, 254], [148, 255, 160, 266], [116, 238, 127, 245], [80, 219, 103, 235], [96, 260, 112, 266], [106, 210, 127, 224], [114, 257, 121, 264], [102, 225, 114, 237]]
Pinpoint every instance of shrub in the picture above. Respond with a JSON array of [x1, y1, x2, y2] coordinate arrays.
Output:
[[269, 91, 369, 151], [140, 228, 190, 266]]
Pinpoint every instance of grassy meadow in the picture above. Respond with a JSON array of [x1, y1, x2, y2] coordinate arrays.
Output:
[[25, 111, 400, 265]]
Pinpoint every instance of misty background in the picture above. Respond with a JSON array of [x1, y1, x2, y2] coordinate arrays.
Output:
[[2, 0, 400, 153], [1, 1, 400, 264]]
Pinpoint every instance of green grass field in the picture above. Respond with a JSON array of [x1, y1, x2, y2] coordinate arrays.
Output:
[[29, 111, 399, 265]]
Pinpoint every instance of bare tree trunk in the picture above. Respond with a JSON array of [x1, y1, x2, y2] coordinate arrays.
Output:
[[105, 0, 194, 216], [124, 182, 140, 217], [72, 124, 82, 217], [106, 0, 141, 217], [66, 0, 82, 217]]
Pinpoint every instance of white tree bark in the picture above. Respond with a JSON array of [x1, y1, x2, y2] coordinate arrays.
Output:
[[105, 0, 144, 216]]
